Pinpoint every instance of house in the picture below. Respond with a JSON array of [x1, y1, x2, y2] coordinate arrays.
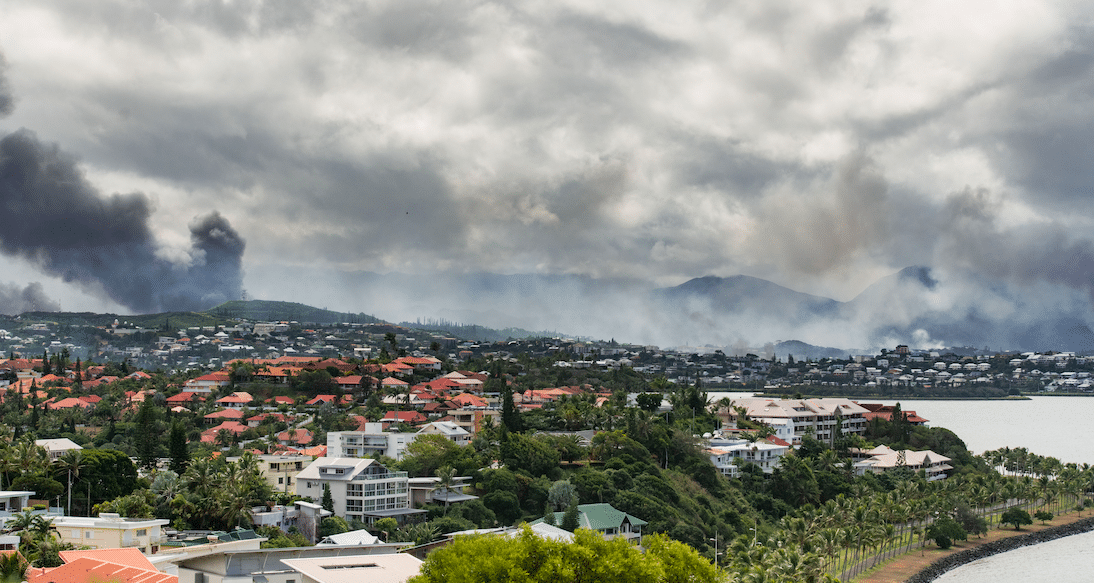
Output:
[[215, 392, 253, 409], [857, 403, 929, 425], [407, 476, 476, 509], [201, 422, 249, 444], [381, 411, 427, 428], [853, 446, 953, 481], [165, 392, 204, 406], [416, 421, 471, 447], [277, 428, 314, 447], [707, 437, 789, 478], [183, 372, 231, 390], [295, 458, 422, 525], [228, 454, 308, 494], [36, 438, 83, 461], [0, 490, 35, 514], [531, 503, 646, 543], [204, 409, 246, 424], [28, 548, 177, 583], [52, 513, 169, 554]]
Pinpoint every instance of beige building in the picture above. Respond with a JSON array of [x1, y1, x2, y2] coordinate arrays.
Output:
[[53, 513, 169, 553]]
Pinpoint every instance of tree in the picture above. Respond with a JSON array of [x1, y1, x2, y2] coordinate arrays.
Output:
[[409, 528, 720, 583], [636, 393, 662, 413], [1034, 510, 1054, 524], [926, 515, 966, 547], [1001, 508, 1033, 530], [321, 483, 334, 513], [431, 466, 458, 515], [52, 450, 85, 517], [548, 480, 578, 511], [561, 498, 580, 532], [169, 421, 190, 475], [318, 516, 350, 539]]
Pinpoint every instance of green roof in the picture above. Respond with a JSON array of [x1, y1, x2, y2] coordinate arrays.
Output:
[[533, 503, 647, 532]]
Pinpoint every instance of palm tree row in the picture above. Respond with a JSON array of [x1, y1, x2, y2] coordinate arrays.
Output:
[[718, 457, 1093, 583]]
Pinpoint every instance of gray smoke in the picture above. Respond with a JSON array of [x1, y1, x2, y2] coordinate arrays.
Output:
[[0, 282, 60, 315], [0, 53, 12, 118], [0, 128, 245, 312]]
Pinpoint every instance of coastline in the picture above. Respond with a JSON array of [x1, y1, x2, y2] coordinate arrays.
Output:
[[851, 511, 1094, 583]]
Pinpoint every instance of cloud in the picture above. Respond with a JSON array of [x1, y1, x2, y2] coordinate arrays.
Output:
[[3, 2, 1094, 348]]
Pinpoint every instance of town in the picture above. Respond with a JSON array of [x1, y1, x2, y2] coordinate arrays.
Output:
[[0, 309, 1087, 582]]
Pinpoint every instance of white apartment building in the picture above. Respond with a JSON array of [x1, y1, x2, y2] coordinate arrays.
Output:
[[327, 426, 417, 460], [295, 458, 421, 525], [725, 398, 868, 446], [707, 439, 789, 478], [327, 421, 471, 461]]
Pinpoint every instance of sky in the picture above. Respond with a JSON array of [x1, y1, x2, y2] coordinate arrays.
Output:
[[2, 1, 1094, 348]]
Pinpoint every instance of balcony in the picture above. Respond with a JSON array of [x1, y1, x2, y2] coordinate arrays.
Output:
[[353, 471, 408, 481]]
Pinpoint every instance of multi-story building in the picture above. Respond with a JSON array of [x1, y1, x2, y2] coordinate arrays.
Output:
[[707, 438, 789, 478], [327, 426, 417, 460], [295, 458, 421, 525], [723, 398, 868, 445], [53, 513, 169, 553], [327, 421, 471, 461]]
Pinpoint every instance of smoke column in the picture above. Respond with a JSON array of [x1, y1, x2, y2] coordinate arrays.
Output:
[[0, 50, 245, 313]]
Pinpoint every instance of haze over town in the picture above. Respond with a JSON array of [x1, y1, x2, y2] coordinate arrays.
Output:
[[3, 2, 1094, 351]]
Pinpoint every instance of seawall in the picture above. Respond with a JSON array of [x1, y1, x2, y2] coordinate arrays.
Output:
[[905, 516, 1094, 582]]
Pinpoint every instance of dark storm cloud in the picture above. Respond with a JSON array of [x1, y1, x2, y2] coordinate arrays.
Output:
[[0, 282, 60, 315], [0, 129, 245, 312], [937, 187, 1094, 296], [969, 30, 1094, 208]]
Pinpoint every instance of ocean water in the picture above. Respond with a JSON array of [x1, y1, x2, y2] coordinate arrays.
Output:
[[933, 529, 1094, 583], [708, 393, 1094, 465]]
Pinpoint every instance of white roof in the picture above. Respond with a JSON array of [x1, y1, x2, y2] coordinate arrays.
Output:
[[281, 553, 422, 583], [35, 438, 82, 452], [317, 529, 380, 546]]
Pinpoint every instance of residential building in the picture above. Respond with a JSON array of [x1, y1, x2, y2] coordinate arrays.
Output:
[[723, 398, 868, 445], [853, 446, 952, 481], [707, 438, 790, 478], [531, 503, 646, 544], [295, 458, 422, 524], [327, 426, 417, 460], [52, 513, 169, 553], [35, 438, 82, 461]]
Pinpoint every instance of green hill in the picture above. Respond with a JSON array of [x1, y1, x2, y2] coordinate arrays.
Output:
[[16, 311, 224, 330], [203, 300, 385, 325]]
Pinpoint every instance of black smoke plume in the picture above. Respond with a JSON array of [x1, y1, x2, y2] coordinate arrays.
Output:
[[0, 129, 245, 312], [0, 281, 60, 315]]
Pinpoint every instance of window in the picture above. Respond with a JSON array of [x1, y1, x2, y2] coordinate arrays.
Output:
[[278, 477, 284, 484], [136, 529, 147, 536], [85, 531, 95, 539]]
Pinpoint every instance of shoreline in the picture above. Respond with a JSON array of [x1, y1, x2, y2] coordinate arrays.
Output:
[[905, 516, 1094, 582], [851, 510, 1094, 583]]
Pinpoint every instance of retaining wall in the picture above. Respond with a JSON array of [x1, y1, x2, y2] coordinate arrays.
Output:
[[905, 516, 1094, 582]]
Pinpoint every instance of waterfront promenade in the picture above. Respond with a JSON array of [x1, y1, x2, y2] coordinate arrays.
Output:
[[853, 509, 1094, 582]]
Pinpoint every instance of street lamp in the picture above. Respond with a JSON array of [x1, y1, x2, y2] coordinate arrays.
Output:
[[709, 534, 720, 567]]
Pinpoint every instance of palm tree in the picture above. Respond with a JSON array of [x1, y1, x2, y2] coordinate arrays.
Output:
[[431, 466, 458, 515], [0, 548, 28, 583], [53, 450, 84, 516]]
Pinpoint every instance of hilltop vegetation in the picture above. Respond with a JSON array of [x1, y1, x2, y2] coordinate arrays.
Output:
[[204, 300, 385, 324]]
